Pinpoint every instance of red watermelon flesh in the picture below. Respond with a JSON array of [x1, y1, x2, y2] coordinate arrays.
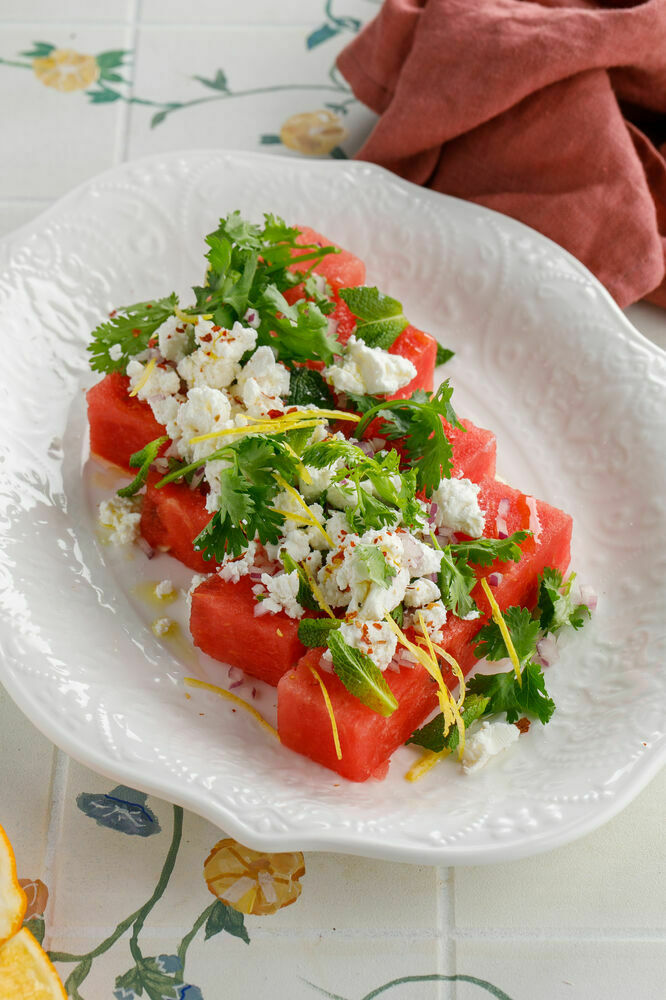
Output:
[[190, 574, 311, 686], [288, 226, 366, 291], [276, 477, 573, 781], [87, 372, 165, 471], [140, 471, 215, 573]]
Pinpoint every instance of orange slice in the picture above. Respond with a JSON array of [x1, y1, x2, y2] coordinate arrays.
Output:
[[0, 825, 26, 945], [0, 927, 66, 999]]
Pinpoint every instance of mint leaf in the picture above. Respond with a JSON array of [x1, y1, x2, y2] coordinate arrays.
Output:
[[117, 435, 168, 498], [338, 285, 408, 349], [297, 617, 341, 647], [467, 661, 555, 725], [327, 629, 398, 716], [436, 345, 454, 366], [407, 694, 490, 752], [537, 568, 591, 635], [474, 606, 541, 666], [88, 293, 178, 373], [353, 544, 396, 589], [286, 367, 334, 409]]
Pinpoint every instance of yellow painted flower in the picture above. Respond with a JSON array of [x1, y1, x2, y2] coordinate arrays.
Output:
[[280, 110, 347, 156], [204, 837, 305, 916], [33, 49, 99, 93]]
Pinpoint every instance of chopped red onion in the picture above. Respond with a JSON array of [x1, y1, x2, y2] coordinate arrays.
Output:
[[496, 498, 510, 539], [536, 635, 559, 668], [318, 654, 333, 673], [136, 536, 155, 559], [357, 440, 375, 456], [251, 686, 258, 699], [152, 457, 169, 474], [228, 666, 243, 684], [386, 661, 401, 673], [249, 570, 264, 581], [229, 678, 243, 690], [578, 583, 598, 611], [189, 468, 205, 490], [526, 495, 542, 543], [427, 502, 439, 525], [253, 603, 269, 617], [371, 438, 386, 451], [487, 572, 503, 587]]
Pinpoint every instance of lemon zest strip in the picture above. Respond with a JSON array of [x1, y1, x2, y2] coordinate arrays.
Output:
[[184, 677, 279, 740], [300, 560, 336, 619], [189, 418, 323, 445], [309, 666, 342, 760], [416, 638, 466, 709], [406, 748, 452, 782], [174, 305, 212, 324], [416, 611, 465, 758], [274, 475, 333, 547], [128, 357, 157, 397], [480, 576, 522, 686], [272, 509, 315, 527]]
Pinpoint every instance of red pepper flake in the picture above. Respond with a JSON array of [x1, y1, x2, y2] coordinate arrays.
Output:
[[146, 303, 153, 309], [514, 717, 531, 734], [199, 332, 213, 343], [108, 309, 117, 318], [286, 407, 298, 414], [372, 623, 383, 631], [148, 337, 157, 348], [268, 409, 283, 419], [211, 324, 221, 332], [132, 327, 141, 337]]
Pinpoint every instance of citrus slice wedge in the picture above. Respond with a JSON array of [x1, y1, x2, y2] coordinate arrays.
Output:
[[0, 927, 66, 999], [0, 825, 26, 945]]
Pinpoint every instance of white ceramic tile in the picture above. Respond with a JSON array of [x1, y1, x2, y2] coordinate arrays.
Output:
[[0, 2, 132, 21], [454, 940, 664, 1000], [0, 27, 131, 198], [126, 23, 376, 159], [0, 685, 55, 878], [453, 768, 666, 931], [140, 0, 371, 26], [0, 199, 50, 239]]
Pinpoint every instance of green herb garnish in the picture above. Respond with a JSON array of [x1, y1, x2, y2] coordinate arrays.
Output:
[[327, 629, 398, 717], [297, 617, 341, 647], [408, 694, 490, 752], [116, 436, 168, 498], [338, 285, 408, 349], [88, 293, 178, 373]]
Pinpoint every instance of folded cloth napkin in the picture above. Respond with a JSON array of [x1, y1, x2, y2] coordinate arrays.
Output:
[[337, 0, 666, 308]]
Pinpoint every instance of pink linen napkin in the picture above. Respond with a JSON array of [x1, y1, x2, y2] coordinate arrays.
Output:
[[337, 0, 666, 308]]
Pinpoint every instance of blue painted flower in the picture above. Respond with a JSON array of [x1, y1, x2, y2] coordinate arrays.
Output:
[[175, 986, 203, 1000], [113, 988, 137, 1000], [156, 954, 183, 974], [76, 785, 161, 836]]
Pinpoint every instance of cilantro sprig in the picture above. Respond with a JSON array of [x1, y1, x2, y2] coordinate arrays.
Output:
[[117, 436, 168, 498], [537, 568, 591, 634], [408, 694, 489, 753], [88, 293, 178, 374], [435, 531, 530, 619], [327, 629, 398, 717], [352, 382, 464, 493], [338, 286, 409, 349]]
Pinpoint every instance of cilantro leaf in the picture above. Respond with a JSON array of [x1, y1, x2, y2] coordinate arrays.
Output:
[[286, 367, 334, 409], [297, 617, 341, 647], [436, 345, 454, 366], [193, 467, 257, 560], [280, 552, 319, 612], [451, 531, 530, 567], [354, 382, 464, 493], [474, 606, 541, 666], [327, 629, 398, 716], [353, 545, 397, 589], [88, 293, 178, 373], [407, 694, 490, 752], [467, 661, 555, 725], [537, 568, 591, 635], [116, 436, 168, 498], [437, 546, 478, 619], [260, 286, 338, 365], [338, 285, 409, 349]]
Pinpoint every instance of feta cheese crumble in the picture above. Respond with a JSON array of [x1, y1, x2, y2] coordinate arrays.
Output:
[[462, 720, 520, 773], [324, 336, 417, 395], [260, 570, 304, 619], [234, 345, 290, 417], [432, 477, 485, 538], [339, 620, 398, 672], [155, 579, 174, 599], [98, 496, 141, 545]]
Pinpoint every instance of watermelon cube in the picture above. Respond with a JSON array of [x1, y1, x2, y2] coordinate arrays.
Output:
[[87, 372, 165, 471], [190, 574, 310, 687], [140, 471, 215, 573], [288, 226, 366, 291], [276, 477, 572, 781]]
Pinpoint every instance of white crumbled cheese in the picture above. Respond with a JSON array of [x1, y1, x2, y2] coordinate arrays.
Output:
[[217, 541, 258, 584], [157, 315, 193, 363], [185, 573, 208, 615], [243, 307, 261, 329], [195, 319, 257, 359], [126, 358, 180, 401], [260, 570, 303, 618], [299, 460, 343, 501], [155, 579, 174, 599], [432, 477, 485, 538], [323, 335, 417, 395], [98, 496, 141, 545], [339, 620, 398, 672], [325, 527, 410, 621], [234, 346, 290, 417], [204, 458, 232, 513], [404, 577, 441, 608], [400, 533, 443, 577], [462, 720, 520, 773], [149, 393, 181, 432], [152, 617, 173, 637], [174, 386, 233, 462], [177, 347, 240, 392], [407, 600, 448, 642], [109, 343, 123, 362]]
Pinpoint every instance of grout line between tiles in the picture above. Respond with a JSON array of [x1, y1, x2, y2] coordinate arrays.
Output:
[[436, 867, 456, 1000], [41, 748, 70, 952], [114, 0, 141, 166]]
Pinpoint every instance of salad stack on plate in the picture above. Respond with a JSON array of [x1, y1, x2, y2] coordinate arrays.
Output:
[[88, 213, 590, 783]]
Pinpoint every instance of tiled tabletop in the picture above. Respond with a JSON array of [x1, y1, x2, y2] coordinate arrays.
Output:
[[0, 4, 664, 999]]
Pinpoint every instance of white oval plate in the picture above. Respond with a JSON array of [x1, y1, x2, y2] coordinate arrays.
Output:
[[0, 150, 664, 865]]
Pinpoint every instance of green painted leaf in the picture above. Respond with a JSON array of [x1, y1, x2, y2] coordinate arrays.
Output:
[[20, 42, 55, 58], [194, 69, 228, 91], [307, 23, 340, 49], [204, 899, 250, 944], [23, 915, 45, 945], [87, 86, 121, 103], [260, 134, 282, 145]]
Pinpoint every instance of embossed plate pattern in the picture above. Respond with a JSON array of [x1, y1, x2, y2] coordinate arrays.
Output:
[[0, 151, 664, 864]]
